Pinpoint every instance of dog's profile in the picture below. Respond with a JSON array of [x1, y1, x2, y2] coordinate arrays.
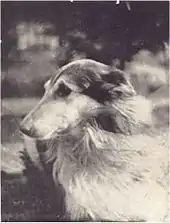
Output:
[[20, 59, 168, 222]]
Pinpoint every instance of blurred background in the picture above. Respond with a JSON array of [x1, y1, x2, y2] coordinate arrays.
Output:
[[1, 1, 169, 221]]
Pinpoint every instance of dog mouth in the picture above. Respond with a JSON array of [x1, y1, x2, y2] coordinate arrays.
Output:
[[19, 103, 104, 140], [19, 115, 90, 141], [19, 104, 121, 141]]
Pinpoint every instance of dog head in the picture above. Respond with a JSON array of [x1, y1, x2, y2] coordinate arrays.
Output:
[[20, 59, 152, 140]]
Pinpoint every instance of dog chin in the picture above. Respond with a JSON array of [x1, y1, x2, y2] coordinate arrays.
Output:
[[34, 128, 72, 141], [40, 131, 56, 140], [20, 130, 54, 141]]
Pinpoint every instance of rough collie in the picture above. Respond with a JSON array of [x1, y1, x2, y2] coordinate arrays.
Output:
[[20, 59, 168, 222]]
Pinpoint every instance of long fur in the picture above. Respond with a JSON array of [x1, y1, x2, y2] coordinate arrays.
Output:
[[43, 96, 168, 221], [20, 59, 168, 222]]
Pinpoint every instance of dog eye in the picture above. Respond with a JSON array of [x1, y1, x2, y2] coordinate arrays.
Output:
[[54, 83, 71, 97]]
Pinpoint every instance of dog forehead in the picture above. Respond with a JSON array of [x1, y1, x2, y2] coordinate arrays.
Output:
[[60, 59, 110, 75], [50, 59, 110, 85]]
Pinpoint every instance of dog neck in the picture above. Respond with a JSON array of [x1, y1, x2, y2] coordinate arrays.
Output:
[[42, 95, 153, 180]]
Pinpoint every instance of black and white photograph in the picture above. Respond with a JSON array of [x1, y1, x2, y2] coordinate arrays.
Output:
[[1, 1, 169, 222]]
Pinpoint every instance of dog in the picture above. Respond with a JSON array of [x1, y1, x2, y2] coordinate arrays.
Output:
[[20, 59, 168, 222]]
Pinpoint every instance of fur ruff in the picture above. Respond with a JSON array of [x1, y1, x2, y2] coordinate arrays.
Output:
[[43, 96, 168, 221]]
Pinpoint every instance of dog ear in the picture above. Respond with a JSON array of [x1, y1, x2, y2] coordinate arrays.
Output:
[[99, 67, 136, 99], [82, 66, 136, 103]]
